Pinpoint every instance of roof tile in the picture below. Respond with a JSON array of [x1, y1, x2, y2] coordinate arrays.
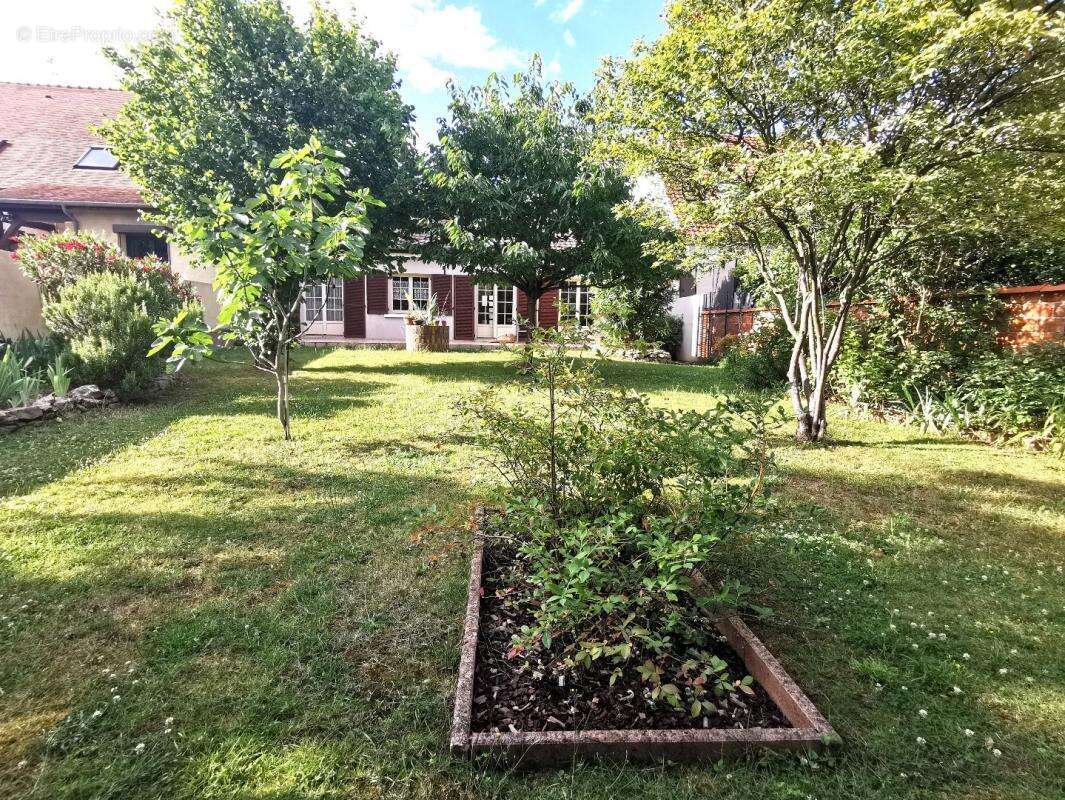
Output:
[[0, 82, 142, 206]]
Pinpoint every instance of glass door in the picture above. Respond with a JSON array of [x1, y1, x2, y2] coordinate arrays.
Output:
[[301, 279, 344, 336], [475, 284, 517, 339]]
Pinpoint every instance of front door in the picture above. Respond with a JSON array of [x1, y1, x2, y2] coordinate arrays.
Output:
[[302, 279, 344, 336], [476, 284, 517, 340]]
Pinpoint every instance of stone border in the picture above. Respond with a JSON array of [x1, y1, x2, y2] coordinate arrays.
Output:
[[451, 528, 837, 766], [0, 384, 117, 434]]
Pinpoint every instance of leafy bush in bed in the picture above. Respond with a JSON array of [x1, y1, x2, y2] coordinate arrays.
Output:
[[461, 322, 783, 717], [893, 343, 1065, 455], [719, 313, 792, 390]]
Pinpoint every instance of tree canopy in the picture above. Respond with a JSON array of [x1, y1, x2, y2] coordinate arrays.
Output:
[[101, 0, 417, 266], [596, 0, 1065, 440], [420, 61, 682, 326]]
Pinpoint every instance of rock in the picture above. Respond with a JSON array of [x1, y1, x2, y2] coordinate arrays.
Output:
[[33, 393, 56, 408], [70, 384, 106, 401], [619, 347, 673, 363], [7, 405, 44, 422]]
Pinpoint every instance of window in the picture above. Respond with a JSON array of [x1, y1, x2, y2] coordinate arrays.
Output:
[[73, 146, 119, 170], [496, 286, 514, 325], [391, 276, 430, 312], [560, 283, 594, 326], [124, 231, 169, 262], [304, 279, 343, 322]]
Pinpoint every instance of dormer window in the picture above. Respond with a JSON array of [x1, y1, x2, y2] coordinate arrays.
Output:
[[73, 146, 119, 170]]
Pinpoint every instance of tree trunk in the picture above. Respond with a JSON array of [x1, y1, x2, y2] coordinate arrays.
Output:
[[276, 345, 291, 440], [523, 289, 542, 341]]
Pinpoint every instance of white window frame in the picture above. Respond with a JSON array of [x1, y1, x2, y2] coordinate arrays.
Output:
[[390, 275, 431, 313], [560, 283, 594, 327]]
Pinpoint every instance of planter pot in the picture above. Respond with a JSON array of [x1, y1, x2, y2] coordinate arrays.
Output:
[[405, 323, 450, 352], [450, 519, 837, 766]]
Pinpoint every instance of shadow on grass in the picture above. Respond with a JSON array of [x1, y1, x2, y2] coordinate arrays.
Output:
[[0, 366, 389, 500], [2, 456, 475, 799]]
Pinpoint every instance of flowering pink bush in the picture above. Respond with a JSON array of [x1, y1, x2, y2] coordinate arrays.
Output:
[[13, 231, 195, 304]]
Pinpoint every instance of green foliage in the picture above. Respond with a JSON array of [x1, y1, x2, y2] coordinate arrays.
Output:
[[47, 354, 72, 397], [151, 137, 380, 438], [596, 0, 1065, 440], [836, 293, 1005, 404], [719, 314, 792, 391], [101, 0, 416, 267], [463, 323, 784, 716], [0, 330, 63, 369], [0, 350, 38, 408], [882, 344, 1065, 454], [42, 272, 185, 398], [13, 231, 194, 304], [421, 60, 683, 324], [591, 278, 678, 350]]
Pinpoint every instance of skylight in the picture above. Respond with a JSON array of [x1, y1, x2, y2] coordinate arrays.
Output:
[[73, 147, 119, 170]]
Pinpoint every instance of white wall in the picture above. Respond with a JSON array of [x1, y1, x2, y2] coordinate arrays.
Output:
[[671, 294, 704, 362]]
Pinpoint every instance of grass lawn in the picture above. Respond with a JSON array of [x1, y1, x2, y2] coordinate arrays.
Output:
[[1, 347, 1063, 799]]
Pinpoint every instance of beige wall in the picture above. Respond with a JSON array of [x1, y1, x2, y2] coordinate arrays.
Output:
[[0, 206, 220, 333], [0, 250, 46, 335]]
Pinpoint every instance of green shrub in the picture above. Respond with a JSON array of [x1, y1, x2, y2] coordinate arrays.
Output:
[[719, 314, 792, 390], [835, 293, 1003, 404], [13, 230, 194, 304], [591, 281, 678, 350], [890, 343, 1065, 454], [42, 272, 187, 398], [461, 322, 784, 717]]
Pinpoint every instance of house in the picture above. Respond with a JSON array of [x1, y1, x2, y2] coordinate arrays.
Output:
[[0, 82, 219, 334], [634, 174, 752, 361], [0, 81, 591, 346]]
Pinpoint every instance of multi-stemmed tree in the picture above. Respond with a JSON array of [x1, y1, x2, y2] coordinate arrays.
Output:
[[421, 61, 682, 329], [597, 0, 1065, 441]]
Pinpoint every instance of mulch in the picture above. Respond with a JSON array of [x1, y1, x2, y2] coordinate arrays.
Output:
[[471, 539, 791, 734]]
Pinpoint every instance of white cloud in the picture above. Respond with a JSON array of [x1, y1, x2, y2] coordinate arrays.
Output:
[[545, 59, 562, 76], [550, 0, 584, 24], [350, 0, 523, 93], [563, 29, 576, 48]]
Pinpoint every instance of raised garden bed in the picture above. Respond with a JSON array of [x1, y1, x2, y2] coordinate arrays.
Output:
[[450, 518, 837, 765]]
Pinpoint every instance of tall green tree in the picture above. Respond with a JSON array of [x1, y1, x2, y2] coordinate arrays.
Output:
[[597, 0, 1065, 441], [151, 138, 380, 439], [102, 0, 417, 267], [421, 61, 682, 328]]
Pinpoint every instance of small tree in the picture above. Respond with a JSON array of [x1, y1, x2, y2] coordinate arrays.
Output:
[[151, 137, 381, 439], [597, 0, 1065, 441], [421, 60, 682, 330]]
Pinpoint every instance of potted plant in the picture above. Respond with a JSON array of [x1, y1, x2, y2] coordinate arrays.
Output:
[[404, 292, 450, 352]]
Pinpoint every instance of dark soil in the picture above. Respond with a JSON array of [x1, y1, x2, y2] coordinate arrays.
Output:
[[471, 540, 791, 734]]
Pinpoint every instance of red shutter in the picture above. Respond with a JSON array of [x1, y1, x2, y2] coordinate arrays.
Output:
[[453, 275, 475, 340], [366, 275, 389, 315], [539, 289, 560, 328], [516, 289, 528, 320], [431, 274, 454, 314], [343, 277, 365, 338]]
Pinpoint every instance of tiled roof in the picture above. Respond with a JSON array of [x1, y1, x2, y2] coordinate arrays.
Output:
[[0, 82, 143, 206]]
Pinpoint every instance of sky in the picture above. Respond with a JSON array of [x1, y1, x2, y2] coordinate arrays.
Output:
[[0, 0, 667, 145]]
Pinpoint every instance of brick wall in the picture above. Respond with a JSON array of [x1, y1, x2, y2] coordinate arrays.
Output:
[[997, 284, 1065, 347], [697, 284, 1065, 360]]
